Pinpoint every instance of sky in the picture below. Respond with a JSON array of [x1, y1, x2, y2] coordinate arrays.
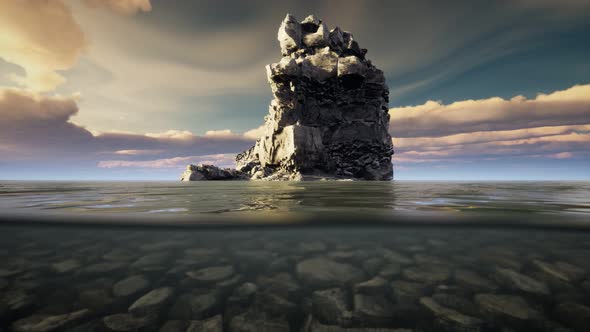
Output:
[[0, 0, 589, 180]]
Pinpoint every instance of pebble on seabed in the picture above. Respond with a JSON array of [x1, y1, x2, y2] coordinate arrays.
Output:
[[0, 226, 589, 332]]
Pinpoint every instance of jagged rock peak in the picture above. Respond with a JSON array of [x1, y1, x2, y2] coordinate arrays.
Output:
[[182, 14, 393, 181], [234, 14, 394, 181], [277, 14, 366, 59]]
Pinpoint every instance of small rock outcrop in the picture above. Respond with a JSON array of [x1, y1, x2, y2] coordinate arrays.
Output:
[[180, 164, 247, 181], [182, 14, 393, 181]]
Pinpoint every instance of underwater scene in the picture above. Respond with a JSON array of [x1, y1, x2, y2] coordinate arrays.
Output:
[[1, 181, 589, 332]]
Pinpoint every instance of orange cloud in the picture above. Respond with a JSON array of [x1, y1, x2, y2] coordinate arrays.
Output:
[[83, 0, 152, 15], [0, 0, 86, 92], [0, 0, 152, 92]]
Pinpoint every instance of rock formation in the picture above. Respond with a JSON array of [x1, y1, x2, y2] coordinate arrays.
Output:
[[180, 164, 248, 181], [183, 14, 393, 181]]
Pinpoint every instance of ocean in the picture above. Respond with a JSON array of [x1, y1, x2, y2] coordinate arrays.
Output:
[[0, 181, 589, 331]]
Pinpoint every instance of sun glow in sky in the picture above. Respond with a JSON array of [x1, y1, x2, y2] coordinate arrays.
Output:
[[0, 0, 589, 180]]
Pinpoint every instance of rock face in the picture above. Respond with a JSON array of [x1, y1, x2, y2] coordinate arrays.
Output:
[[183, 14, 393, 181]]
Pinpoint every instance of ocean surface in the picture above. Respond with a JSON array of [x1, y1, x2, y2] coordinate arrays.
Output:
[[1, 181, 590, 331], [1, 181, 589, 223]]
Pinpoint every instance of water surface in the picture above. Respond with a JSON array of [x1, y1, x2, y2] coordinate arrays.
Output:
[[1, 181, 589, 223], [1, 181, 589, 331]]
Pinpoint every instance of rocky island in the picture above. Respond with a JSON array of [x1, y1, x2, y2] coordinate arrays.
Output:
[[181, 14, 393, 181]]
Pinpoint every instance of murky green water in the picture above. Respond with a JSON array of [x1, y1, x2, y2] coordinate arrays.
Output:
[[1, 181, 589, 221], [0, 181, 589, 331]]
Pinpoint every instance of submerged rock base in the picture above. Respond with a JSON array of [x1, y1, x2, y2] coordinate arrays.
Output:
[[182, 14, 394, 181]]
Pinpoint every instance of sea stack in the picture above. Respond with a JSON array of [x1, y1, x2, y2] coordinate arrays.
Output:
[[182, 14, 393, 181]]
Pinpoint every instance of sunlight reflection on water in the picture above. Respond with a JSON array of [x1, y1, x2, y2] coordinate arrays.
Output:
[[0, 181, 589, 222]]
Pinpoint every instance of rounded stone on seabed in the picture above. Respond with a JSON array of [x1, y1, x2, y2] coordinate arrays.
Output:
[[380, 249, 413, 265], [493, 267, 550, 295], [113, 275, 150, 297], [103, 248, 138, 261], [402, 265, 451, 284], [0, 289, 37, 317], [0, 268, 23, 278], [454, 269, 498, 292], [475, 293, 541, 322], [158, 320, 187, 332], [432, 293, 479, 317], [233, 282, 258, 300], [390, 280, 429, 305], [79, 289, 116, 312], [255, 291, 298, 318], [80, 262, 125, 275], [362, 257, 384, 276], [186, 265, 235, 284], [353, 293, 395, 326], [312, 288, 352, 326], [102, 313, 152, 331], [299, 240, 327, 253], [419, 297, 483, 332], [354, 276, 389, 295], [128, 287, 174, 316], [296, 257, 366, 288], [168, 289, 222, 320], [256, 272, 301, 300], [532, 260, 585, 282], [554, 302, 590, 332], [183, 248, 218, 267], [51, 259, 80, 274], [11, 309, 91, 332], [187, 314, 223, 332], [229, 311, 290, 332], [378, 263, 401, 278]]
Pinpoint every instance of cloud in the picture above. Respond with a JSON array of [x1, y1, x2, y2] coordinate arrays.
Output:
[[83, 0, 152, 15], [27, 0, 589, 136], [243, 125, 266, 140], [0, 0, 151, 93], [204, 129, 241, 139], [390, 84, 590, 138], [0, 0, 87, 92], [146, 130, 195, 140], [391, 85, 590, 165], [98, 154, 236, 169], [549, 152, 573, 159], [0, 88, 255, 162], [114, 149, 163, 155], [394, 125, 590, 150]]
